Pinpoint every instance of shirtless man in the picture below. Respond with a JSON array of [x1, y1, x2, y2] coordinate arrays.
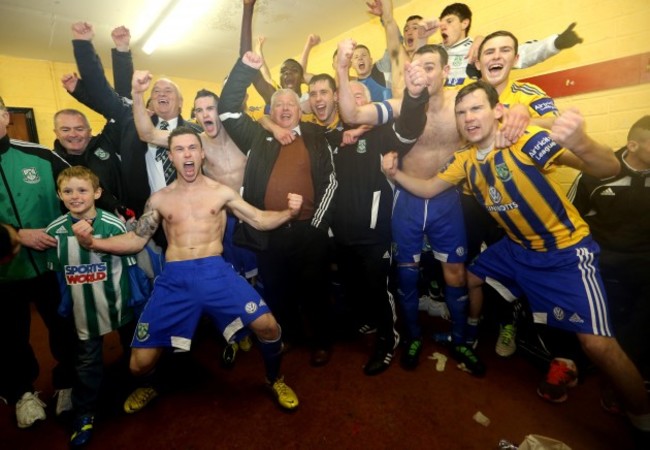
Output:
[[73, 126, 302, 411], [132, 70, 258, 267], [337, 41, 483, 375]]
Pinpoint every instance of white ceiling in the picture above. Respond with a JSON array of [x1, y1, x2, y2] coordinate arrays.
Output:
[[0, 0, 410, 82]]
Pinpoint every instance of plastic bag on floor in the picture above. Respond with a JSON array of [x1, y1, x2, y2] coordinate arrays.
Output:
[[518, 434, 572, 450]]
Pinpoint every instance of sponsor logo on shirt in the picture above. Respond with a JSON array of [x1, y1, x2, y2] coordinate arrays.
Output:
[[245, 301, 258, 314], [485, 186, 519, 212], [600, 187, 616, 196], [522, 133, 560, 165], [531, 98, 559, 116], [445, 77, 466, 86], [64, 262, 108, 284]]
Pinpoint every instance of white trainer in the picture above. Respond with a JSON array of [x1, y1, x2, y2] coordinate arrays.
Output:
[[418, 295, 450, 320], [16, 392, 46, 428], [54, 388, 73, 416]]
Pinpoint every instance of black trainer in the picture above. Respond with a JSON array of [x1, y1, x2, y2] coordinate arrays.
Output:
[[221, 342, 238, 369], [400, 339, 423, 370], [364, 338, 395, 376], [451, 344, 486, 377]]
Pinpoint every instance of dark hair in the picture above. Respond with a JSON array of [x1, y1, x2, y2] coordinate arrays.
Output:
[[281, 58, 304, 74], [309, 73, 337, 92], [455, 80, 500, 108], [440, 3, 472, 34], [192, 89, 219, 119], [168, 126, 202, 149], [414, 44, 449, 66], [628, 115, 650, 141], [479, 30, 519, 57], [194, 89, 219, 104]]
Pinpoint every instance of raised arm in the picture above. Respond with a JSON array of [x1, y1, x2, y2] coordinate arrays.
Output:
[[336, 38, 400, 125], [71, 22, 132, 123], [238, 0, 275, 103], [111, 25, 134, 99], [382, 152, 454, 198], [517, 23, 583, 69], [228, 190, 302, 231], [368, 0, 407, 98], [255, 36, 276, 86], [551, 108, 620, 178], [131, 70, 168, 146], [73, 197, 160, 254], [219, 52, 265, 152], [300, 33, 321, 84]]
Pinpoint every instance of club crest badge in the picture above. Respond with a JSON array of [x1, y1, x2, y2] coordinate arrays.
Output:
[[94, 148, 110, 160], [357, 139, 367, 154], [495, 163, 512, 182], [22, 167, 40, 184], [136, 323, 150, 342]]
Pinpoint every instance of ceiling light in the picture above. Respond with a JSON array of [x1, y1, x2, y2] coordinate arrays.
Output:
[[142, 0, 212, 55]]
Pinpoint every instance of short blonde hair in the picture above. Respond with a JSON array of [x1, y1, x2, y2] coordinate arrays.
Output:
[[57, 166, 100, 192]]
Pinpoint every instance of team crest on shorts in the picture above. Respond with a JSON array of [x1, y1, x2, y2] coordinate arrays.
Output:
[[456, 246, 465, 257], [136, 323, 150, 342], [22, 167, 40, 184], [553, 307, 565, 321], [245, 301, 258, 314]]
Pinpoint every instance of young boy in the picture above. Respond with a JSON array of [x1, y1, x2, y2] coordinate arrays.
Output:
[[46, 166, 137, 447]]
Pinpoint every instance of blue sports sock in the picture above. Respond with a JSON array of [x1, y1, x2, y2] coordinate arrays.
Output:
[[258, 327, 283, 382], [445, 285, 469, 345], [397, 265, 422, 340]]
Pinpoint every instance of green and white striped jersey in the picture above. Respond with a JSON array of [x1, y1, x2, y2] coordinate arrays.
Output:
[[46, 209, 135, 340]]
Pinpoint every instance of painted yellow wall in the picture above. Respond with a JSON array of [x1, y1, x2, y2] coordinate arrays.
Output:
[[1, 0, 648, 193], [289, 0, 650, 190], [0, 55, 221, 148]]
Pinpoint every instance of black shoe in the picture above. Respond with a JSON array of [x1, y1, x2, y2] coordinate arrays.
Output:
[[400, 339, 423, 370], [364, 349, 394, 376], [451, 345, 486, 377], [221, 343, 238, 369]]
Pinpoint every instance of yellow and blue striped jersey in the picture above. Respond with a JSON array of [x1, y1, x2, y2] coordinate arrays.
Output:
[[438, 126, 589, 251], [500, 80, 559, 118]]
